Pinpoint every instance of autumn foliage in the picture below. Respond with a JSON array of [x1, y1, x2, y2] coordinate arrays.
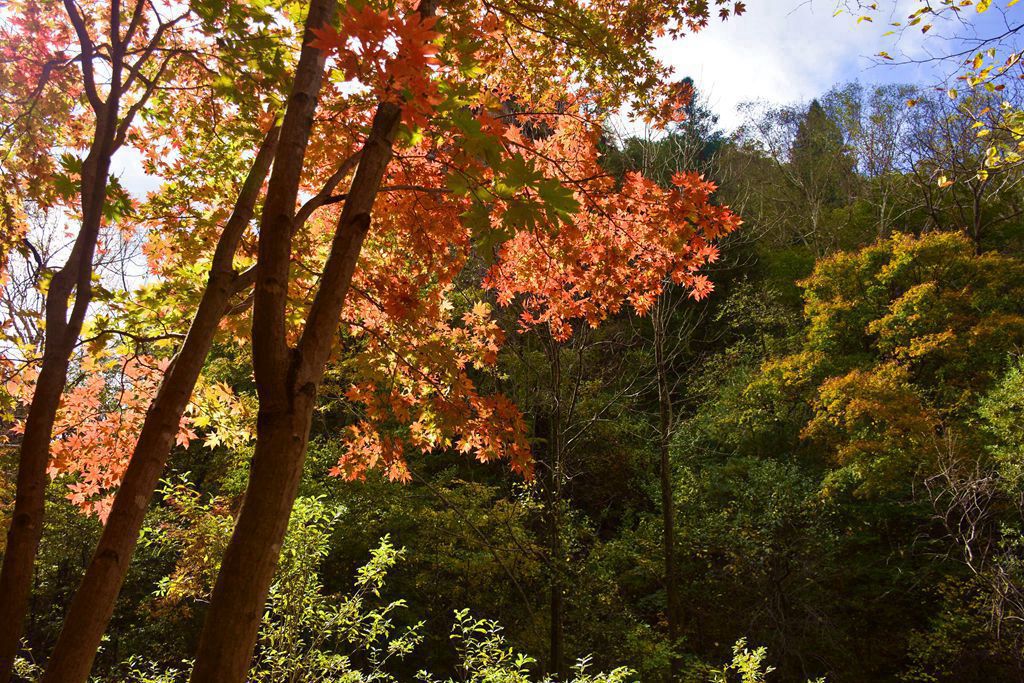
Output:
[[0, 0, 745, 679]]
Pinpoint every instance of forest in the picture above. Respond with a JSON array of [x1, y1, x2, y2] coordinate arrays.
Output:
[[3, 0, 1024, 681]]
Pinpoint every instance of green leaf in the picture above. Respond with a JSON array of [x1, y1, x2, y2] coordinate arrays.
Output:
[[537, 179, 580, 223], [502, 198, 539, 230], [445, 172, 470, 197]]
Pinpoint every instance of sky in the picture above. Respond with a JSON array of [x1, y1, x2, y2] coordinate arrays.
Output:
[[111, 0, 1024, 193], [656, 0, 1022, 131]]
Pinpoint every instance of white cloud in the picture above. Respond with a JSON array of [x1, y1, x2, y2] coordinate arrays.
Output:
[[655, 0, 973, 131], [111, 147, 162, 199]]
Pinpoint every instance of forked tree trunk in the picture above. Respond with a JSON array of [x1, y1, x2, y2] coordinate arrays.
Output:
[[39, 126, 280, 683], [0, 79, 118, 683], [189, 98, 402, 683], [186, 0, 416, 674]]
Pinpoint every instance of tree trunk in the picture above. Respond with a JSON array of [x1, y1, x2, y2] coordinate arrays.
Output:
[[190, 102, 401, 682], [0, 102, 117, 683], [550, 582, 565, 679], [188, 403, 315, 682], [653, 298, 680, 681], [188, 2, 411, 674], [39, 125, 279, 683], [542, 335, 566, 680]]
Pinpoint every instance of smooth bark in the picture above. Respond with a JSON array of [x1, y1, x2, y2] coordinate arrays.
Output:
[[0, 5, 121, 673], [188, 0, 429, 674], [0, 4, 183, 675], [548, 339, 566, 681], [537, 334, 566, 680], [190, 98, 402, 683], [39, 125, 280, 683]]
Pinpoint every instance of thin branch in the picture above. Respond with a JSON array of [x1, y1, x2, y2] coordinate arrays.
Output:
[[63, 0, 104, 111]]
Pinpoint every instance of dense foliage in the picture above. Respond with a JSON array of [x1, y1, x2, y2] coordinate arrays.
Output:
[[5, 1, 1024, 682]]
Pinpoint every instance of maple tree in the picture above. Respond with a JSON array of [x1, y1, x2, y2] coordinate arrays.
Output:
[[2, 0, 742, 680], [38, 109, 280, 683], [7, 1, 1024, 676], [177, 0, 741, 679], [0, 0, 196, 677], [1, 2, 292, 679]]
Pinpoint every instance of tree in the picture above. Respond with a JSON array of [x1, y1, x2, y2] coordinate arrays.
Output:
[[791, 100, 855, 216], [1, 1, 743, 678], [854, 0, 1024, 176], [39, 125, 281, 682], [180, 0, 742, 679], [755, 232, 1024, 493], [728, 99, 856, 254], [604, 80, 725, 188], [842, 83, 921, 237], [902, 91, 1024, 250], [3, 2, 301, 678], [0, 2, 189, 677], [604, 102, 737, 677]]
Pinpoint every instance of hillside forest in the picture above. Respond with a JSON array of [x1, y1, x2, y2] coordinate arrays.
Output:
[[4, 0, 1024, 681]]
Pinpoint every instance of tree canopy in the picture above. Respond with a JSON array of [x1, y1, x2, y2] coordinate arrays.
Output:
[[5, 1, 1024, 682]]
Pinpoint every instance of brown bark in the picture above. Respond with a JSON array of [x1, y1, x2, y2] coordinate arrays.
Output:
[[186, 0, 432, 672], [39, 125, 280, 683], [550, 584, 565, 679], [189, 97, 401, 683], [183, 0, 379, 677], [0, 4, 183, 676], [545, 336, 566, 681], [0, 7, 121, 676]]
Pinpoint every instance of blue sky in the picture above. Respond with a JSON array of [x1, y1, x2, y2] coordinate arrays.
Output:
[[656, 0, 1024, 130]]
